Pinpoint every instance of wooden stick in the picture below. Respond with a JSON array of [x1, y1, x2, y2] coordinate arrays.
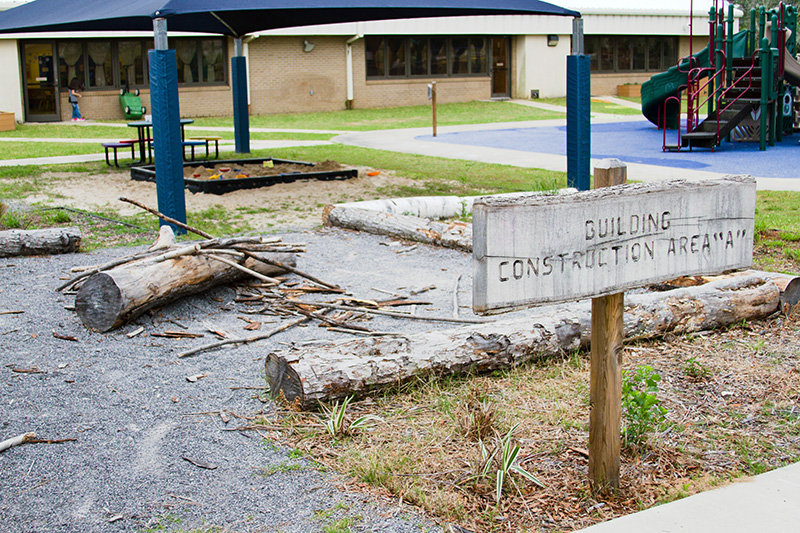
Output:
[[294, 300, 490, 324], [233, 247, 340, 289], [290, 306, 372, 332], [178, 316, 309, 358], [204, 253, 280, 285], [57, 249, 164, 291], [0, 432, 35, 453], [119, 196, 213, 239]]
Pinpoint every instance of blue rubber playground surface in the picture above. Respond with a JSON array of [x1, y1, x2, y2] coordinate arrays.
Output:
[[424, 119, 800, 179]]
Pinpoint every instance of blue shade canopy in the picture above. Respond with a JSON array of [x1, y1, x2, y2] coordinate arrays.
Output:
[[0, 0, 579, 36]]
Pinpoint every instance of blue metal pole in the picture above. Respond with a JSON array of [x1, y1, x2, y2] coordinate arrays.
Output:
[[232, 37, 250, 154], [567, 18, 590, 191], [149, 17, 186, 233]]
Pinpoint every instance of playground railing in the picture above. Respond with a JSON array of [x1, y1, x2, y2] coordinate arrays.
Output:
[[661, 92, 685, 151], [686, 66, 721, 133], [706, 51, 759, 148]]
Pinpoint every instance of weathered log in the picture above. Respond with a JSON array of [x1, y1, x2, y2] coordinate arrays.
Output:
[[75, 251, 296, 332], [0, 227, 81, 258], [267, 274, 788, 410], [333, 189, 577, 220], [322, 205, 472, 251]]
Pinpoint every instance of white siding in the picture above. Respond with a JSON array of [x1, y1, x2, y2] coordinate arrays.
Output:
[[0, 39, 22, 121]]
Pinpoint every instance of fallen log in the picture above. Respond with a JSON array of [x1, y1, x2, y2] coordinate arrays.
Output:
[[333, 189, 577, 219], [75, 250, 296, 332], [267, 274, 789, 410], [0, 227, 81, 258], [322, 205, 472, 251]]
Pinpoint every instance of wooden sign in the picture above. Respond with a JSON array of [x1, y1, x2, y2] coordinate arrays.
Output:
[[473, 176, 756, 314]]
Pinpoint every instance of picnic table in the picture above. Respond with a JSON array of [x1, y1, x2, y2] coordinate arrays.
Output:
[[127, 118, 194, 164]]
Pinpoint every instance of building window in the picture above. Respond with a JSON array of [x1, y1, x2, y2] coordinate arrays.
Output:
[[366, 35, 490, 79], [585, 35, 678, 72], [53, 37, 227, 91], [119, 40, 145, 88]]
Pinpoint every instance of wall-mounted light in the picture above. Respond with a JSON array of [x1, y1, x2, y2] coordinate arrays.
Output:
[[303, 40, 315, 52], [547, 35, 559, 47]]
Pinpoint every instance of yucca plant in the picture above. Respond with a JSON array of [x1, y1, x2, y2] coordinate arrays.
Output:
[[322, 395, 383, 439], [476, 423, 545, 504]]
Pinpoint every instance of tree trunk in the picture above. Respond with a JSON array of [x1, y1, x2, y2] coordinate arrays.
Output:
[[0, 227, 81, 257], [267, 274, 789, 410], [75, 251, 295, 332], [322, 205, 472, 251]]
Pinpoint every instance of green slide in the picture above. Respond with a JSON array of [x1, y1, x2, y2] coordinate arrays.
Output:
[[641, 30, 750, 128]]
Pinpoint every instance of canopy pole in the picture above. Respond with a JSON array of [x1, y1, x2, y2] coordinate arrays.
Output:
[[232, 37, 250, 154], [567, 17, 590, 191], [149, 17, 187, 233]]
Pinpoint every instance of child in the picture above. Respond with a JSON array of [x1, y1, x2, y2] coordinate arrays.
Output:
[[68, 78, 85, 121]]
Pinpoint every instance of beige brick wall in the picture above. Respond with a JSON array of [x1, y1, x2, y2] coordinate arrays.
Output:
[[59, 85, 232, 122], [56, 35, 507, 120], [247, 36, 493, 113], [248, 36, 348, 114]]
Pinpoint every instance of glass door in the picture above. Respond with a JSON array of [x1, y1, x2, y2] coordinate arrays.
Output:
[[22, 42, 60, 122], [491, 37, 511, 98]]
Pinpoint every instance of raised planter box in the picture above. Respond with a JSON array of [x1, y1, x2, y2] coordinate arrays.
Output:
[[617, 85, 641, 98], [0, 112, 16, 132], [130, 157, 358, 195]]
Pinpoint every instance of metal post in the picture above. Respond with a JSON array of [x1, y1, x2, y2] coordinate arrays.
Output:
[[431, 81, 437, 137], [567, 18, 590, 191], [760, 37, 769, 151], [149, 17, 187, 233], [232, 37, 250, 154]]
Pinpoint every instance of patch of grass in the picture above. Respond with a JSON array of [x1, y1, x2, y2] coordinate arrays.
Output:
[[193, 100, 564, 131], [252, 145, 566, 195], [0, 123, 131, 139], [140, 513, 182, 532], [255, 462, 305, 476], [0, 141, 109, 160], [322, 515, 362, 533], [186, 205, 252, 236]]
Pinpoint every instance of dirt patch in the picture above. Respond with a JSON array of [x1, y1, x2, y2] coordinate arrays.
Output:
[[26, 166, 419, 232]]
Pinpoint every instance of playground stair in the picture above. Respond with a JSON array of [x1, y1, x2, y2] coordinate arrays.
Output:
[[681, 58, 763, 149]]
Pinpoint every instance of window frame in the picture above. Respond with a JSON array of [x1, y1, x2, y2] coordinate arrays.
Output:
[[50, 36, 228, 92], [366, 35, 491, 79], [585, 35, 679, 73]]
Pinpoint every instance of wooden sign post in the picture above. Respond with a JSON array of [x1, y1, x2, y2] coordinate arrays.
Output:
[[589, 159, 626, 492], [473, 167, 756, 493]]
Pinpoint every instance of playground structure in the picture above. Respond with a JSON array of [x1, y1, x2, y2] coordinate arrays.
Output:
[[641, 1, 799, 151]]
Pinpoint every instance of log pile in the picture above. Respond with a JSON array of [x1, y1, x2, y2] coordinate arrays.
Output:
[[266, 272, 798, 410], [70, 233, 301, 332], [0, 227, 81, 257]]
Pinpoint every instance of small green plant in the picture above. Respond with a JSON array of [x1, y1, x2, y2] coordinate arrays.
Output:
[[683, 356, 711, 380], [621, 366, 668, 447], [322, 515, 362, 533], [476, 423, 545, 504], [322, 395, 383, 439]]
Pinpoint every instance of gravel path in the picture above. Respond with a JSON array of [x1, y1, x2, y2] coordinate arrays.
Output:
[[0, 228, 477, 533]]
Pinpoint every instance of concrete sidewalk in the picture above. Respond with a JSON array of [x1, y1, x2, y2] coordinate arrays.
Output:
[[334, 116, 800, 191], [575, 461, 800, 532]]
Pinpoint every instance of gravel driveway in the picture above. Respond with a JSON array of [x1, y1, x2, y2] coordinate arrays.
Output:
[[0, 228, 474, 533]]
